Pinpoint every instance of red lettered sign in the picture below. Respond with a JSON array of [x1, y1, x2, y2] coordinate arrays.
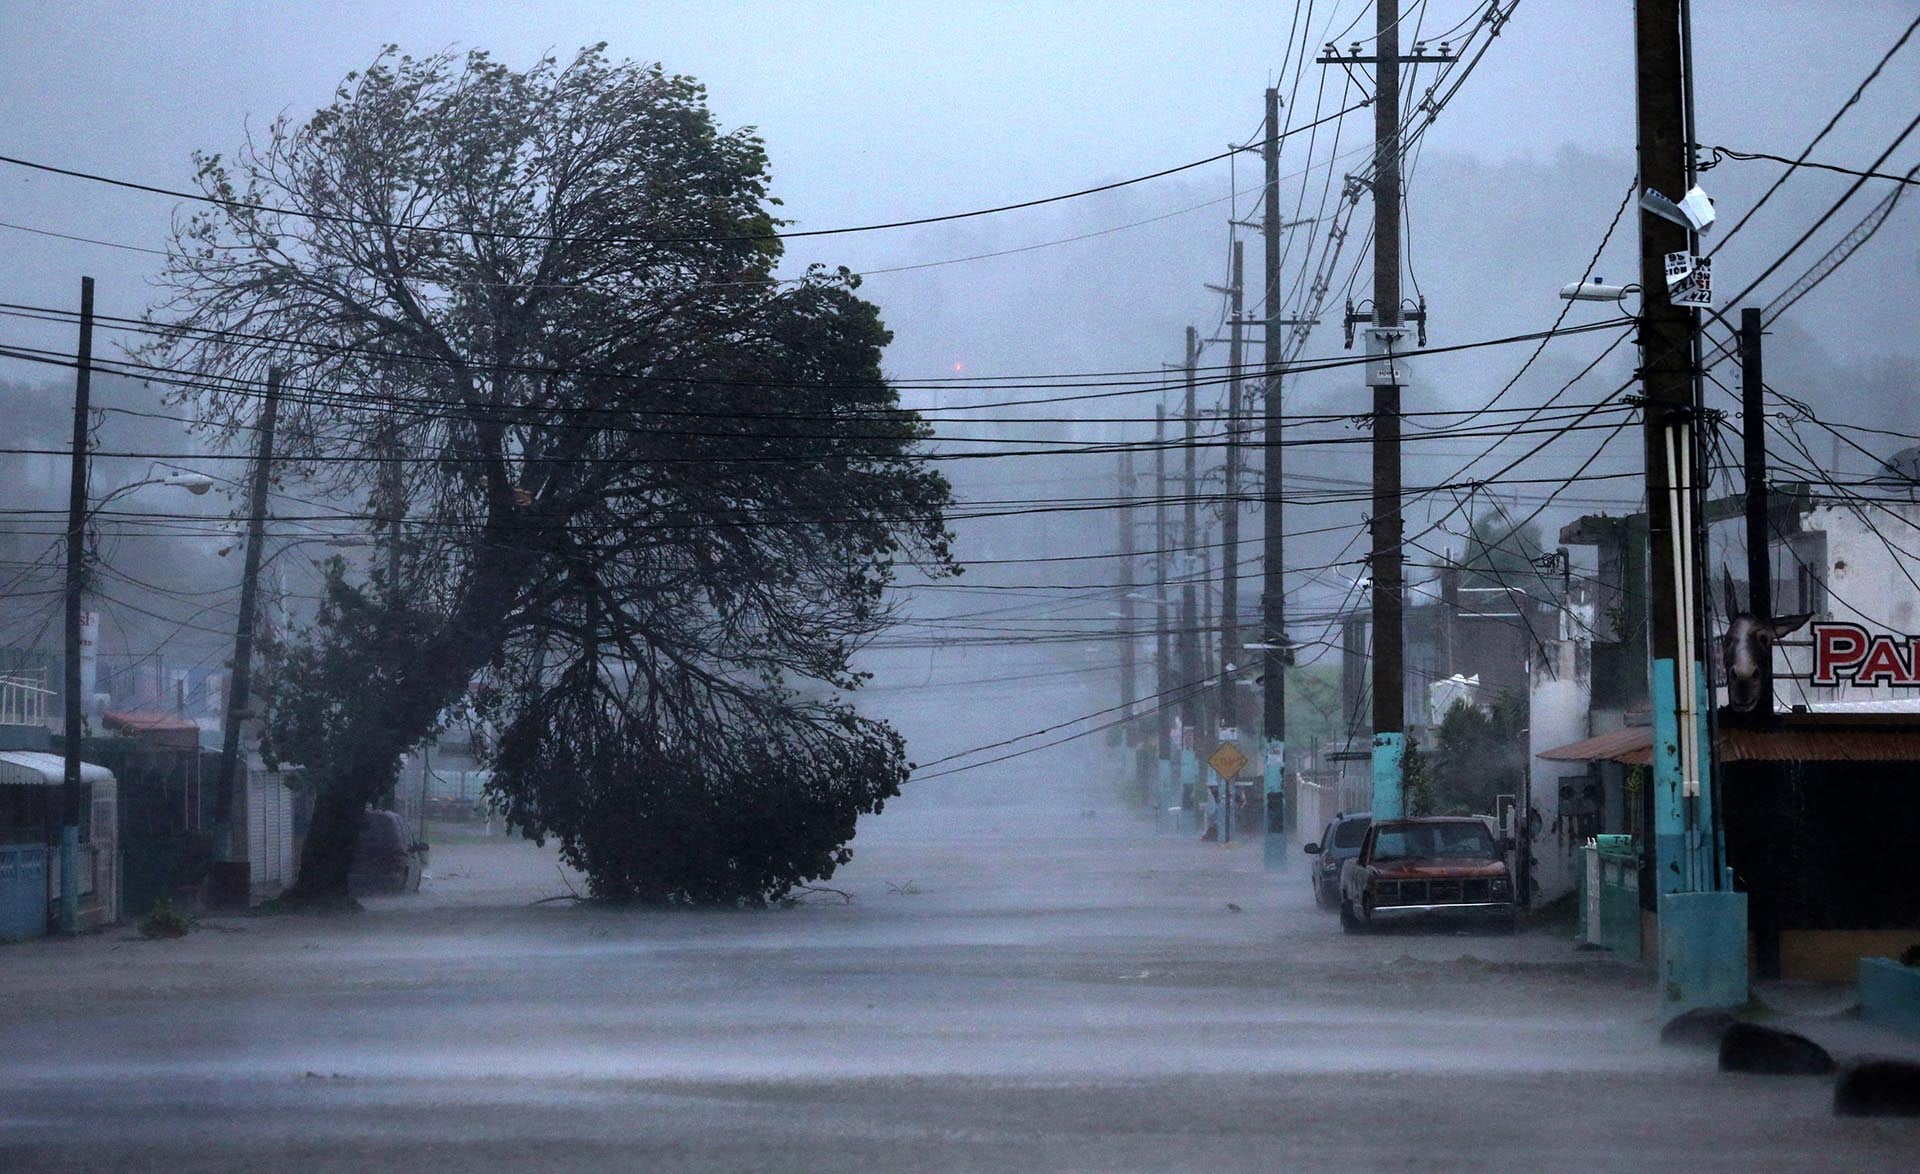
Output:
[[1811, 621, 1920, 687]]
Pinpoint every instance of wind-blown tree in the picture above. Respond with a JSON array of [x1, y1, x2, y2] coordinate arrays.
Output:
[[148, 46, 954, 906]]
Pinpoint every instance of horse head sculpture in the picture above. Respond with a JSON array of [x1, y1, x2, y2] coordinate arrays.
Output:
[[1721, 566, 1811, 713]]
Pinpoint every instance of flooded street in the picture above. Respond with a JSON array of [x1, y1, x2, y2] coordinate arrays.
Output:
[[4, 784, 1915, 1171]]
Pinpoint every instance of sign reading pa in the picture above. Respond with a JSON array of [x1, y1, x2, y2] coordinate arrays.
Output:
[[1811, 622, 1920, 687]]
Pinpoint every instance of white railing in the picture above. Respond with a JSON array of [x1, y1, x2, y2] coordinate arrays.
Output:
[[0, 670, 53, 727]]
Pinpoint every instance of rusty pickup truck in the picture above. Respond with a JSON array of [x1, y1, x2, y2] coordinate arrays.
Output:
[[1338, 816, 1516, 933]]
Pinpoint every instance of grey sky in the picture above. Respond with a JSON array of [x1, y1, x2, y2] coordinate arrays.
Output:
[[2, 2, 1917, 740], [2, 1, 1915, 362]]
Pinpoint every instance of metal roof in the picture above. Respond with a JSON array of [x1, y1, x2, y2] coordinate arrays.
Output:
[[1537, 714, 1920, 766], [0, 750, 115, 787], [1720, 723, 1920, 763], [102, 710, 203, 750], [1537, 726, 1652, 766]]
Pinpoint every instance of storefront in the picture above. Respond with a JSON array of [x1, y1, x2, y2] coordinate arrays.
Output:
[[0, 750, 120, 938], [1538, 714, 1920, 980]]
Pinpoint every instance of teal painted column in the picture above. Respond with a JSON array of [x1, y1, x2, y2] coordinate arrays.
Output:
[[1371, 732, 1404, 820], [1155, 757, 1174, 823], [1649, 658, 1689, 895], [1179, 752, 1201, 832], [1652, 656, 1748, 1011], [1262, 738, 1285, 869]]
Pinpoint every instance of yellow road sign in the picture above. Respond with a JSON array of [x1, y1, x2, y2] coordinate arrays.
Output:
[[1207, 741, 1248, 780]]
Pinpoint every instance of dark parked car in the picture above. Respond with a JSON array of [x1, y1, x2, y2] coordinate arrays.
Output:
[[349, 809, 426, 895], [1338, 816, 1515, 933], [1302, 812, 1372, 908]]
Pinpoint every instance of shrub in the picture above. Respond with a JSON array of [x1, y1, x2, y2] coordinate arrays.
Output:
[[139, 900, 192, 939]]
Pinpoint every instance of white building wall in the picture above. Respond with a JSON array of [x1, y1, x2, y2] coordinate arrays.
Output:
[[247, 771, 295, 893], [1526, 590, 1596, 907], [1528, 641, 1591, 907], [1772, 500, 1920, 710]]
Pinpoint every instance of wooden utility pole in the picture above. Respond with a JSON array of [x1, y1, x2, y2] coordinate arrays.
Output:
[[1739, 308, 1771, 719], [1317, 2, 1453, 819], [1260, 85, 1289, 861], [58, 276, 95, 934], [1368, 0, 1407, 820], [1154, 402, 1173, 805], [1118, 445, 1138, 739], [210, 366, 282, 909], [1635, 0, 1744, 1010], [1211, 242, 1246, 841], [1179, 328, 1202, 819]]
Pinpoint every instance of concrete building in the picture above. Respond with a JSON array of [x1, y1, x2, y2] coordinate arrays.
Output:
[[1535, 489, 1920, 978]]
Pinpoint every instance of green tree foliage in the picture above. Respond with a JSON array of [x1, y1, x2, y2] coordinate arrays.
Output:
[[1281, 664, 1345, 752], [1424, 692, 1528, 815], [487, 659, 907, 905], [153, 46, 954, 905]]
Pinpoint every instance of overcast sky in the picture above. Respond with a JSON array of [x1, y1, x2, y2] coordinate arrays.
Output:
[[3, 1, 1915, 364], [3, 2, 1917, 748]]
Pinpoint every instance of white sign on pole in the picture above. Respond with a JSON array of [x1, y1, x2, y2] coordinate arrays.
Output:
[[1664, 251, 1712, 308]]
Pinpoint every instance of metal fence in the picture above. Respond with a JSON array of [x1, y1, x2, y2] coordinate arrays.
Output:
[[0, 670, 52, 727]]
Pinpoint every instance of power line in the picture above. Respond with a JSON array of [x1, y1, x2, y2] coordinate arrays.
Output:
[[0, 105, 1371, 248], [1701, 143, 1920, 189], [1705, 10, 1920, 258]]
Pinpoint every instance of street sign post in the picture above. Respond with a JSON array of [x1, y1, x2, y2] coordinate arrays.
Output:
[[1208, 741, 1248, 842]]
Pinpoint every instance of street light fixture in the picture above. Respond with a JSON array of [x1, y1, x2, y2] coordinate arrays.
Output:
[[156, 471, 215, 495], [59, 465, 218, 934]]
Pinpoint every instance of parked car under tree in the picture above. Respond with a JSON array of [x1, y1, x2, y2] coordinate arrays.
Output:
[[1302, 812, 1371, 908], [348, 809, 426, 896], [1339, 817, 1516, 933]]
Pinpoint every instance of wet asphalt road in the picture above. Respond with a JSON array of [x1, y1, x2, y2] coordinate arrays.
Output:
[[2, 792, 1916, 1171]]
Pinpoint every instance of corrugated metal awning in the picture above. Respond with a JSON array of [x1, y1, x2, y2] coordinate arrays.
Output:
[[0, 751, 115, 787], [102, 710, 202, 750], [1537, 726, 1651, 766], [1721, 723, 1920, 763], [1538, 716, 1920, 766]]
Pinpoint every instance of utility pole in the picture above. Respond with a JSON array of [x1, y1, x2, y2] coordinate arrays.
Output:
[[210, 366, 282, 909], [1154, 402, 1173, 812], [1118, 444, 1138, 757], [1209, 242, 1246, 842], [1368, 0, 1407, 821], [1635, 0, 1744, 1011], [1260, 85, 1289, 865], [59, 276, 95, 935], [1739, 308, 1771, 719], [1180, 327, 1202, 825], [1320, 2, 1447, 820]]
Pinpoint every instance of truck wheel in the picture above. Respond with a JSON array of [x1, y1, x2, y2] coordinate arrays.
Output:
[[1340, 897, 1364, 933]]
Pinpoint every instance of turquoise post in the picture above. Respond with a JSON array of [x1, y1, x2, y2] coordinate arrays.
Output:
[[1179, 752, 1200, 833], [1262, 738, 1286, 868], [1371, 732, 1404, 820], [1652, 656, 1749, 1011], [1649, 659, 1688, 896]]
